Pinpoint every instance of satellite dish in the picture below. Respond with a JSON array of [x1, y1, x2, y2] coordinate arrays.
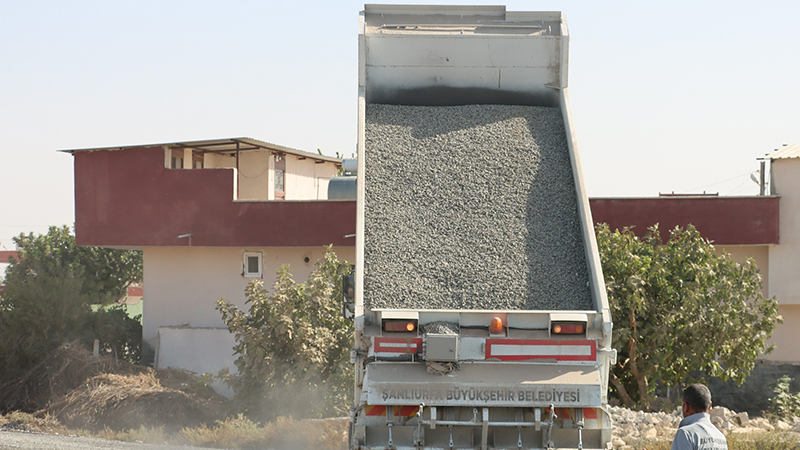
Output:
[[750, 171, 760, 185]]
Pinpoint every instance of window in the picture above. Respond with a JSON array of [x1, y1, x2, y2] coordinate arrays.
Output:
[[243, 252, 263, 278], [274, 154, 285, 200], [171, 149, 184, 169], [192, 151, 204, 169]]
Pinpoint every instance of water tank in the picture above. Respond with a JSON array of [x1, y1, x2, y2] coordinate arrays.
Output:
[[328, 176, 357, 200]]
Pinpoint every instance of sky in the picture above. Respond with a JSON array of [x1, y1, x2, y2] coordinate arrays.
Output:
[[1, 0, 798, 249]]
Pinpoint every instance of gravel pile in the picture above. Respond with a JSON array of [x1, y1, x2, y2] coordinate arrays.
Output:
[[364, 104, 592, 311], [607, 405, 800, 448], [422, 321, 460, 335]]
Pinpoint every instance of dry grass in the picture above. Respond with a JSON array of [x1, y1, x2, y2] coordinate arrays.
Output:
[[0, 342, 143, 414], [49, 369, 226, 432], [179, 415, 348, 450], [0, 343, 229, 433], [0, 410, 348, 449], [0, 343, 351, 448], [631, 431, 800, 450], [2, 409, 797, 450], [0, 410, 68, 435], [94, 425, 170, 444]]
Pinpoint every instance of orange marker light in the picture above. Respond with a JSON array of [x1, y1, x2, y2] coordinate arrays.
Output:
[[489, 317, 504, 334], [406, 322, 415, 332]]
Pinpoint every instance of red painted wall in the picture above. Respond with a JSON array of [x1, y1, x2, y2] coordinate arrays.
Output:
[[0, 250, 19, 263], [71, 148, 779, 248], [73, 147, 356, 248], [589, 197, 780, 245]]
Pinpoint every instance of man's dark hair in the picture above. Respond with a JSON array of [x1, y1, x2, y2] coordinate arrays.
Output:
[[683, 383, 712, 412]]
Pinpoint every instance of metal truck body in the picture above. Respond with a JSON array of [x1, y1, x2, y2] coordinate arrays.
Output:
[[351, 5, 614, 449]]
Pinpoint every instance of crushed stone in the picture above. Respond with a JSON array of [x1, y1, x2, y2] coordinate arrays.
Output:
[[364, 104, 592, 311]]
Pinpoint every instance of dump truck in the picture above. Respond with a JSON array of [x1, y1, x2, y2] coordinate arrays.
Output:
[[346, 5, 614, 449]]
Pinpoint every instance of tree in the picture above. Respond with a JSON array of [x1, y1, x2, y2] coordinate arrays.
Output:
[[596, 223, 781, 411], [217, 248, 352, 420], [0, 226, 143, 383]]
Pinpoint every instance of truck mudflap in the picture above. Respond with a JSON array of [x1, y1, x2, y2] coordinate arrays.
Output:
[[365, 362, 603, 408]]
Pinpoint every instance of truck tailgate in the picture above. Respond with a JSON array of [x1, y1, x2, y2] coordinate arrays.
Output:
[[365, 362, 602, 408]]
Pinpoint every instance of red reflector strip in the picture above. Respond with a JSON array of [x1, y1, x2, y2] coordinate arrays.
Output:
[[374, 337, 422, 354], [485, 339, 596, 361], [555, 408, 598, 420], [364, 405, 419, 417], [399, 405, 419, 416], [556, 408, 597, 420], [365, 405, 386, 416]]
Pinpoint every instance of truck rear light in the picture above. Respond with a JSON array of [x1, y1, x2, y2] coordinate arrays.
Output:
[[383, 320, 417, 333], [551, 322, 585, 335]]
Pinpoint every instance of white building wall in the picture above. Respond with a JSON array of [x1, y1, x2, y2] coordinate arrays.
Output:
[[769, 158, 800, 306], [768, 305, 800, 362], [142, 245, 356, 372], [765, 158, 800, 362], [284, 156, 338, 200], [715, 244, 798, 362], [205, 153, 236, 169], [237, 151, 271, 200], [156, 327, 237, 397]]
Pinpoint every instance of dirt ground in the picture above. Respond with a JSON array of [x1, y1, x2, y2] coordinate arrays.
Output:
[[0, 343, 229, 432]]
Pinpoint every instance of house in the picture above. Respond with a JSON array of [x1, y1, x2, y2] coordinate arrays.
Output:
[[592, 146, 799, 366], [63, 138, 356, 386], [590, 145, 800, 412]]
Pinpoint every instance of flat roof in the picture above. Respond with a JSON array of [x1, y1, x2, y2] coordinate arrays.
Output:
[[59, 137, 341, 164]]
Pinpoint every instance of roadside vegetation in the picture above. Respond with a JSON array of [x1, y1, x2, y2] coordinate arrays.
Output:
[[216, 247, 353, 421], [631, 432, 799, 450], [0, 412, 348, 449], [596, 223, 782, 411], [0, 226, 142, 385]]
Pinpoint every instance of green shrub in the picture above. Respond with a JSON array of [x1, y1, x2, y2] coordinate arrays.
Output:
[[0, 226, 142, 383], [217, 248, 353, 421], [768, 375, 800, 421]]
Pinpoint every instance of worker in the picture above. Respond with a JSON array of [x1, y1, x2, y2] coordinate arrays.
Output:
[[671, 384, 728, 450]]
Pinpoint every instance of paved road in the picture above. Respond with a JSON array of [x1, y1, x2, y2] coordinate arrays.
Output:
[[0, 430, 225, 450]]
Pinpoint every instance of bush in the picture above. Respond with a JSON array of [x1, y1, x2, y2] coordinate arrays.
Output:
[[768, 375, 800, 421], [597, 223, 781, 410], [0, 226, 142, 384], [217, 247, 353, 421]]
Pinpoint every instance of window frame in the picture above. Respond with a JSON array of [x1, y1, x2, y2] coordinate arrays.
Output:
[[243, 252, 263, 278]]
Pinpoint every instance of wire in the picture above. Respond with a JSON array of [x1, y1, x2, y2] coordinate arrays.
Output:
[[683, 170, 756, 193], [725, 178, 755, 196]]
